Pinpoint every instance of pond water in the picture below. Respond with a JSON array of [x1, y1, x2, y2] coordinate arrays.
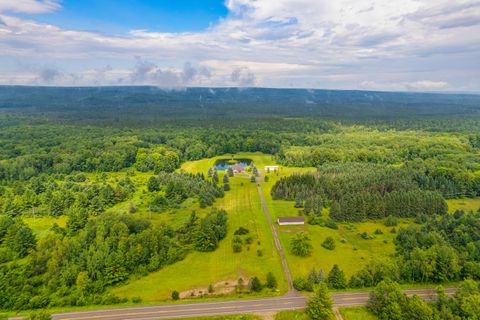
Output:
[[214, 158, 253, 171]]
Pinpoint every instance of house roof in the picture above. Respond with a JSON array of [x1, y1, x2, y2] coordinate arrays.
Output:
[[277, 217, 305, 223]]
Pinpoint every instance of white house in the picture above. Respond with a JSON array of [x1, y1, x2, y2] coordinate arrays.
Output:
[[264, 165, 279, 172], [277, 217, 305, 226]]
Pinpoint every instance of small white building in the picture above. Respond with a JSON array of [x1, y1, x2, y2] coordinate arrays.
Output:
[[277, 217, 305, 226], [264, 165, 279, 172]]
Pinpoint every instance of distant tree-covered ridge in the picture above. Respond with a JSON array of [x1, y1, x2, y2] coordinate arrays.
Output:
[[1, 86, 479, 122]]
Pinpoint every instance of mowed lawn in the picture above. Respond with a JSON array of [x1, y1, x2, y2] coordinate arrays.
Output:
[[111, 153, 286, 302]]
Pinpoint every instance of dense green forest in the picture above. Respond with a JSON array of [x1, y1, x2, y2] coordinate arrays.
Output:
[[1, 86, 480, 313]]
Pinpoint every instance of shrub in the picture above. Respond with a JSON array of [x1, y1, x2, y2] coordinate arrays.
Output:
[[232, 242, 242, 253], [293, 278, 304, 291], [234, 227, 250, 235], [374, 229, 383, 235], [28, 311, 51, 320], [325, 219, 338, 230], [171, 290, 180, 300], [385, 215, 398, 227], [360, 231, 373, 240], [290, 232, 313, 257], [257, 249, 263, 257], [266, 272, 278, 289], [131, 296, 142, 303], [249, 277, 263, 292], [321, 237, 336, 250]]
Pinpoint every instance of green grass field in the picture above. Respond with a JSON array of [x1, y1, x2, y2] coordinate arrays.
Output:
[[163, 315, 260, 320], [447, 198, 480, 212], [23, 215, 66, 238], [340, 306, 378, 320], [257, 158, 404, 279], [275, 307, 378, 320], [275, 310, 309, 320], [111, 153, 287, 302], [276, 220, 406, 279]]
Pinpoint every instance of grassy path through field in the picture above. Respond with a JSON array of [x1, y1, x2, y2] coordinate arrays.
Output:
[[255, 176, 295, 293]]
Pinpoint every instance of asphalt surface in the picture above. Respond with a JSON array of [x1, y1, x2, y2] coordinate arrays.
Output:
[[40, 287, 455, 320]]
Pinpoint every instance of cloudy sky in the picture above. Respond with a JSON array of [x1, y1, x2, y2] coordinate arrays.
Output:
[[0, 0, 479, 91]]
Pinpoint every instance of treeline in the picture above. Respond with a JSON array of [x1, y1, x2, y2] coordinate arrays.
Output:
[[147, 172, 224, 212], [271, 163, 448, 221], [276, 130, 480, 199], [0, 208, 228, 310], [368, 279, 480, 320], [0, 124, 305, 182]]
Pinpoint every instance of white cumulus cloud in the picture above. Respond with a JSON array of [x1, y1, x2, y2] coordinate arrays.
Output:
[[0, 0, 478, 91]]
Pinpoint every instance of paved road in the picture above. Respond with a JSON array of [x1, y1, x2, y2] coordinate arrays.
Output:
[[39, 287, 454, 320], [255, 176, 294, 292]]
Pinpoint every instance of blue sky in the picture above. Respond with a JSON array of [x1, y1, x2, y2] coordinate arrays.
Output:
[[18, 0, 228, 33], [0, 0, 479, 91]]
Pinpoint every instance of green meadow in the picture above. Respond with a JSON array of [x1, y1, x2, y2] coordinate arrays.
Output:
[[447, 198, 480, 212], [111, 153, 287, 302], [340, 307, 378, 320]]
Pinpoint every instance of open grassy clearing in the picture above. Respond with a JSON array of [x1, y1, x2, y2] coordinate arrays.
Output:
[[23, 215, 66, 238], [340, 306, 378, 320], [163, 315, 260, 320], [276, 307, 378, 320], [257, 160, 406, 279], [111, 153, 286, 302], [276, 220, 403, 279], [447, 198, 480, 212], [275, 310, 308, 319]]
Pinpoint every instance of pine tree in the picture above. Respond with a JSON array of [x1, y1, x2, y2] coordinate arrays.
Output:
[[249, 276, 263, 292], [308, 268, 320, 285], [266, 272, 277, 289], [306, 283, 334, 320], [327, 264, 347, 289]]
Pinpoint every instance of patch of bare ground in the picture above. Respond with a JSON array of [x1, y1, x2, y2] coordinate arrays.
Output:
[[179, 278, 251, 298]]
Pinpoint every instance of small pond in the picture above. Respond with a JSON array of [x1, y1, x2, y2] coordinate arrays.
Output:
[[214, 158, 253, 171]]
